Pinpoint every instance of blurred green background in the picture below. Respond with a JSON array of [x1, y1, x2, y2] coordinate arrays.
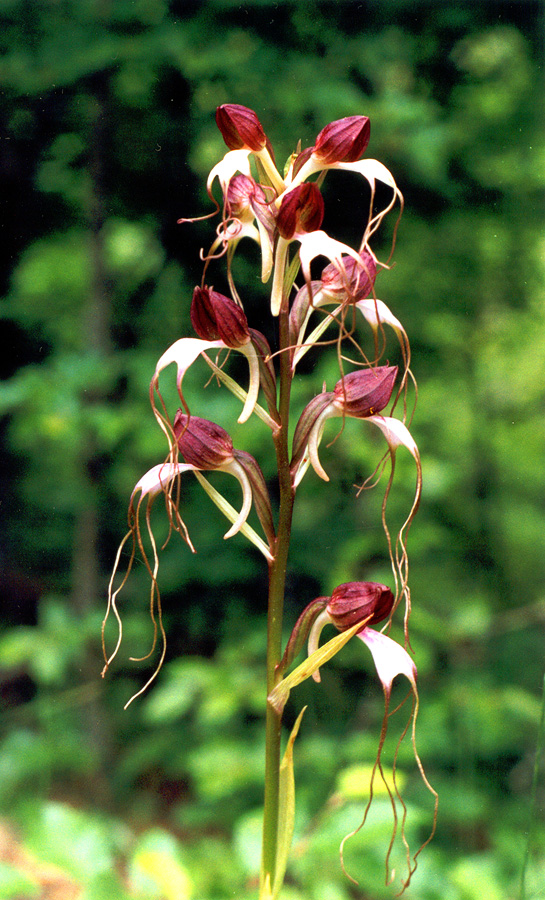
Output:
[[0, 1, 544, 898]]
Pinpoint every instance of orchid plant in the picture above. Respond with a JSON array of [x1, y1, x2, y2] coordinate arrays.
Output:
[[102, 104, 438, 897]]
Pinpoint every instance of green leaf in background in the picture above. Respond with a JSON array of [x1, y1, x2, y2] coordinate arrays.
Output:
[[130, 829, 193, 900]]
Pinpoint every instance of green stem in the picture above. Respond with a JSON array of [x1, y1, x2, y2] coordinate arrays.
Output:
[[261, 266, 295, 893]]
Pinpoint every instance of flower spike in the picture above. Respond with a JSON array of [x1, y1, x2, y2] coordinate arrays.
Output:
[[105, 105, 435, 897]]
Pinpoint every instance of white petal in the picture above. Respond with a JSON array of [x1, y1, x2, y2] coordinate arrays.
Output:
[[367, 415, 419, 460], [356, 297, 405, 337], [153, 337, 260, 424], [285, 156, 322, 188], [329, 160, 402, 240], [298, 232, 364, 287], [131, 463, 195, 500], [256, 218, 274, 282], [358, 627, 417, 693], [332, 158, 399, 191], [306, 406, 333, 482], [270, 238, 290, 316], [217, 459, 253, 538], [288, 157, 399, 196], [206, 148, 252, 197], [154, 337, 224, 386], [237, 342, 261, 423], [292, 454, 311, 489]]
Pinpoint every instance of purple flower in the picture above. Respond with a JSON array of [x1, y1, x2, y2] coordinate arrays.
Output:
[[190, 286, 251, 349], [320, 250, 377, 303], [173, 412, 235, 470], [313, 115, 371, 164], [333, 366, 398, 418], [276, 183, 325, 240], [327, 581, 395, 630], [216, 103, 268, 152]]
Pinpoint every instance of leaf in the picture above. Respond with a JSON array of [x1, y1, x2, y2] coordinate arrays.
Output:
[[193, 470, 273, 560], [259, 873, 273, 900], [276, 598, 328, 677], [271, 707, 306, 900], [268, 618, 367, 714]]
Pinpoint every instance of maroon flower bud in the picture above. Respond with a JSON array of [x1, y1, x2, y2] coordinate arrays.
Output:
[[276, 183, 324, 240], [327, 581, 394, 631], [321, 251, 377, 302], [173, 411, 234, 470], [216, 104, 268, 152], [333, 365, 397, 418], [313, 115, 371, 165], [191, 286, 250, 348]]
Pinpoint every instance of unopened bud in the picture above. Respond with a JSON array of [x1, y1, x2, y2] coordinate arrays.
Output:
[[191, 286, 250, 348], [276, 183, 324, 240], [216, 104, 268, 152], [327, 581, 394, 631], [333, 366, 397, 418], [314, 116, 370, 165], [173, 412, 234, 470], [321, 251, 377, 302]]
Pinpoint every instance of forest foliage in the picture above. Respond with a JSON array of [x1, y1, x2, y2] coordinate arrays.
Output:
[[0, 1, 544, 898]]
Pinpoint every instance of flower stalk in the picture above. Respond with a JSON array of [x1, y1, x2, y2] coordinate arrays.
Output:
[[261, 246, 298, 889]]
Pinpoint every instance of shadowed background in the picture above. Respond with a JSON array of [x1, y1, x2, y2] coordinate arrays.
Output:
[[0, 1, 544, 897]]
